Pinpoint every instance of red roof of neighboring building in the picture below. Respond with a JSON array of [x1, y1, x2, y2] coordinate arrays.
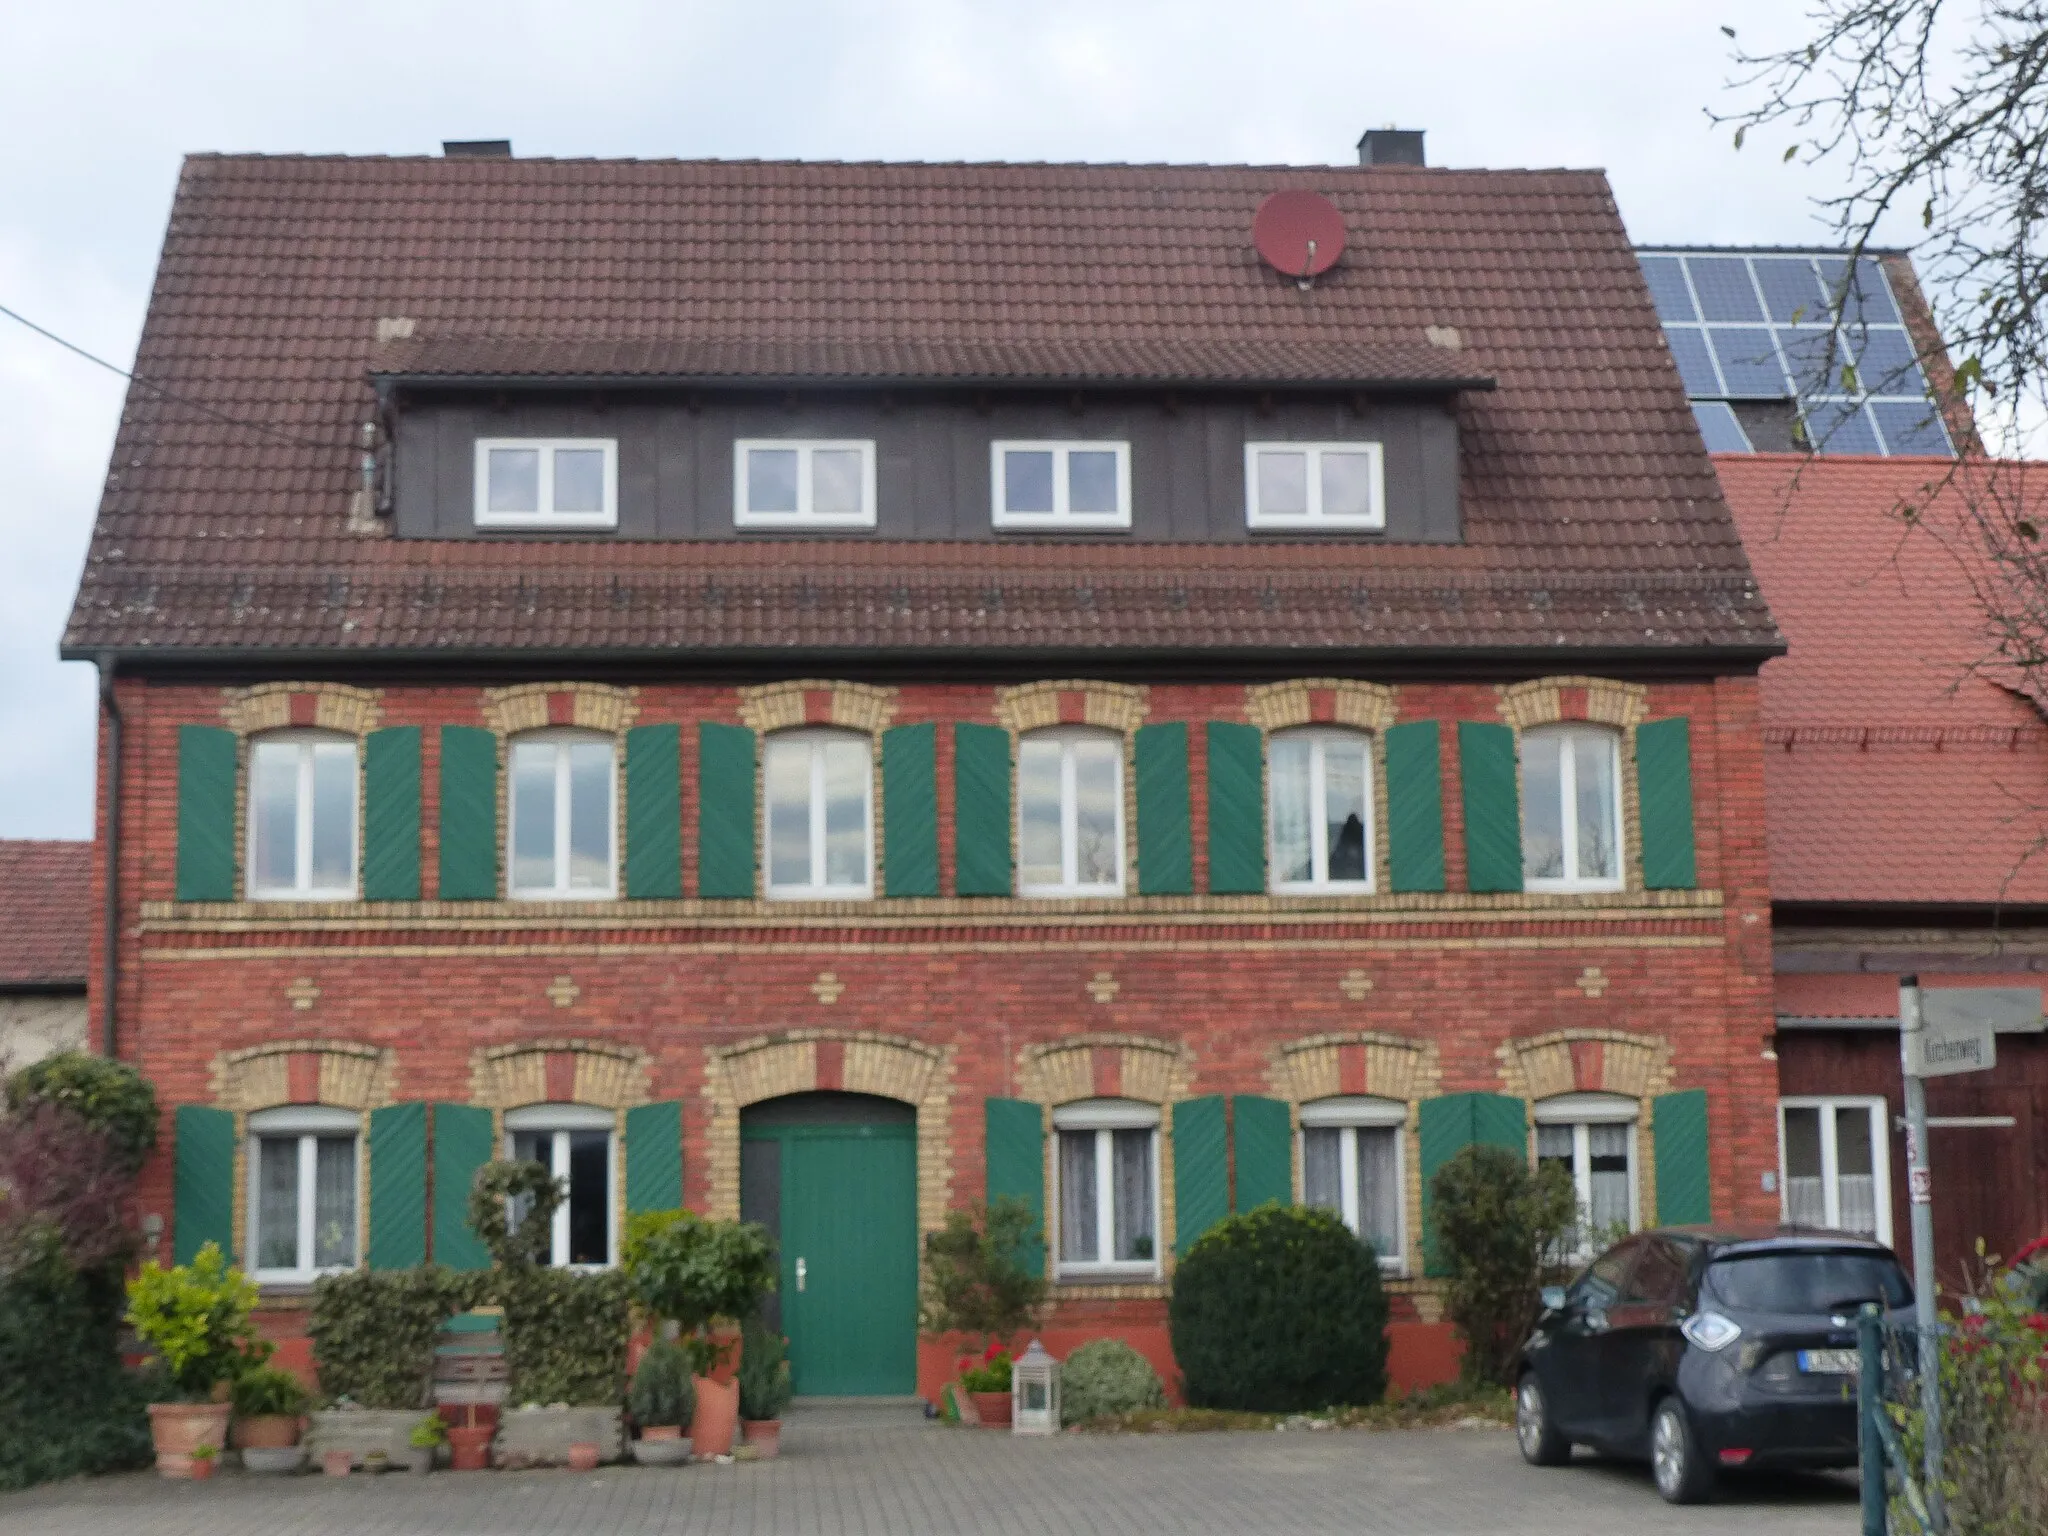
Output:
[[1718, 454, 2048, 906], [0, 841, 92, 989]]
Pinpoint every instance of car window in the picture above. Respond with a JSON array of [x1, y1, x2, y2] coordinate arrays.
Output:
[[1620, 1235, 1691, 1306], [1571, 1238, 1639, 1310], [1703, 1250, 1912, 1313]]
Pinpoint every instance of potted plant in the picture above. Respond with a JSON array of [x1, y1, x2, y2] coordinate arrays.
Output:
[[737, 1320, 792, 1459], [622, 1210, 776, 1458], [406, 1414, 444, 1474], [959, 1344, 1014, 1428], [125, 1241, 271, 1477], [230, 1365, 310, 1451], [445, 1416, 494, 1472], [628, 1337, 695, 1465], [918, 1198, 1046, 1429], [187, 1443, 219, 1482]]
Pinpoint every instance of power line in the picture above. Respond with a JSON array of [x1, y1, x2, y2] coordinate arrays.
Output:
[[0, 300, 340, 451]]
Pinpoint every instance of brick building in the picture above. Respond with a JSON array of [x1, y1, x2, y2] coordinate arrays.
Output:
[[0, 841, 92, 1069], [65, 138, 1783, 1396]]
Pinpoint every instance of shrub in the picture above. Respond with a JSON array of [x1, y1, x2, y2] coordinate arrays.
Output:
[[499, 1266, 631, 1406], [1169, 1205, 1389, 1412], [309, 1267, 476, 1410], [5, 1053, 158, 1174], [231, 1365, 310, 1419], [628, 1338, 696, 1430], [621, 1209, 776, 1373], [1059, 1338, 1166, 1425], [919, 1198, 1047, 1348], [467, 1159, 563, 1270], [960, 1345, 1012, 1393], [124, 1242, 270, 1400], [408, 1414, 446, 1449], [1430, 1145, 1578, 1387], [0, 1104, 136, 1276], [736, 1318, 792, 1422]]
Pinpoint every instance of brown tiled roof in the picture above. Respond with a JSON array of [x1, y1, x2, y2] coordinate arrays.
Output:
[[0, 841, 92, 990], [64, 155, 1776, 661]]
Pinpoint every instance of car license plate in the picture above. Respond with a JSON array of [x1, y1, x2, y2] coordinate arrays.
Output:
[[1798, 1348, 1859, 1375]]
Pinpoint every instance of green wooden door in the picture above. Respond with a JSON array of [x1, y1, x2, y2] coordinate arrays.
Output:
[[755, 1122, 918, 1396]]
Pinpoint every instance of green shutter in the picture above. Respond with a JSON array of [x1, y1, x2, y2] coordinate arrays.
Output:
[[625, 724, 683, 899], [1458, 721, 1523, 894], [362, 726, 422, 901], [1472, 1092, 1528, 1153], [431, 1103, 494, 1271], [436, 726, 498, 901], [1636, 717, 1699, 891], [625, 1100, 684, 1214], [367, 1102, 428, 1269], [953, 724, 1013, 897], [1205, 722, 1265, 895], [1136, 722, 1193, 896], [172, 1105, 237, 1266], [175, 726, 238, 901], [1231, 1095, 1292, 1214], [697, 723, 757, 899], [1172, 1095, 1229, 1256], [1653, 1089, 1712, 1225], [1385, 721, 1446, 894], [1418, 1092, 1527, 1277], [984, 1098, 1045, 1275], [882, 723, 940, 898]]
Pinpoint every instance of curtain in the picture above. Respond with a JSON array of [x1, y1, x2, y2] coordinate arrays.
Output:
[[256, 1136, 299, 1270], [1355, 1127, 1400, 1263], [314, 1136, 356, 1267], [1302, 1126, 1343, 1213], [1269, 736, 1313, 884], [1110, 1128, 1154, 1262], [1586, 1124, 1631, 1232], [1059, 1130, 1097, 1263]]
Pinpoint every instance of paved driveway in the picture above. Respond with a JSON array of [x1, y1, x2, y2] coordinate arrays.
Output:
[[0, 1403, 1857, 1535]]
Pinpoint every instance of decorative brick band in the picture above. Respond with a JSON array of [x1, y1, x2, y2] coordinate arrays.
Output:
[[1244, 680, 1398, 733], [481, 683, 639, 737], [210, 1039, 396, 1112], [1497, 1027, 1674, 1103], [993, 681, 1148, 736], [1496, 676, 1648, 730], [220, 684, 382, 738], [737, 680, 899, 736], [1015, 1033, 1193, 1107], [1268, 1030, 1441, 1106], [469, 1038, 651, 1110]]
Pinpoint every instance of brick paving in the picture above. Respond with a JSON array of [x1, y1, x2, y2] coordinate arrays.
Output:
[[0, 1404, 1857, 1535]]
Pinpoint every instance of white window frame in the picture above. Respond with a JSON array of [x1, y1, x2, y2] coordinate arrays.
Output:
[[504, 1103, 618, 1269], [1521, 724, 1626, 895], [1267, 727, 1375, 894], [246, 1105, 360, 1285], [1243, 441, 1386, 530], [989, 441, 1133, 530], [1534, 1092, 1641, 1251], [507, 729, 618, 901], [1777, 1095, 1893, 1245], [246, 730, 359, 901], [1052, 1098, 1162, 1281], [1299, 1096, 1408, 1274], [762, 728, 875, 900], [1016, 727, 1126, 898], [473, 438, 619, 529], [733, 439, 878, 528]]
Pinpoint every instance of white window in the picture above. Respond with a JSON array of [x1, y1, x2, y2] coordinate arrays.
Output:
[[1244, 442, 1385, 529], [1521, 725, 1624, 892], [1779, 1097, 1891, 1244], [1300, 1097, 1406, 1273], [505, 1104, 616, 1268], [1017, 729, 1123, 896], [247, 731, 358, 900], [1268, 729, 1373, 892], [247, 1105, 359, 1283], [1054, 1099, 1160, 1278], [734, 440, 876, 528], [764, 729, 873, 898], [990, 441, 1132, 529], [1535, 1092, 1640, 1254], [474, 439, 618, 529], [508, 730, 616, 899]]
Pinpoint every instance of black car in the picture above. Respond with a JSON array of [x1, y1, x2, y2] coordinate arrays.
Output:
[[1514, 1225, 1913, 1503]]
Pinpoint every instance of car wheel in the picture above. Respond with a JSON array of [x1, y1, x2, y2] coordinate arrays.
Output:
[[1650, 1397, 1714, 1504], [1515, 1372, 1570, 1466]]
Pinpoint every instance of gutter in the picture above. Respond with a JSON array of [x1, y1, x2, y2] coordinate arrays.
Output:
[[96, 656, 122, 1059], [368, 371, 1499, 397]]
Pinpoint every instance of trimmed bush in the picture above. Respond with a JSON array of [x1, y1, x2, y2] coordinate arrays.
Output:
[[499, 1267, 631, 1407], [1430, 1144, 1578, 1387], [1168, 1205, 1389, 1412], [628, 1338, 696, 1431], [309, 1267, 476, 1409], [1059, 1338, 1166, 1425]]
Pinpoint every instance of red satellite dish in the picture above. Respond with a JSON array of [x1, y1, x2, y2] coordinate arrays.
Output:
[[1253, 190, 1347, 280]]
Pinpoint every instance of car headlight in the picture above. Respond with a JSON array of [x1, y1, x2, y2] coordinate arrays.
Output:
[[1681, 1311, 1743, 1352]]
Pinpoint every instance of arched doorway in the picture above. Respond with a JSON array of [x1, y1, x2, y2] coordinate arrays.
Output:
[[740, 1092, 917, 1396]]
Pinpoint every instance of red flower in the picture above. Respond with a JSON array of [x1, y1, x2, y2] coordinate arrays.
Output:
[[2026, 1314, 2048, 1335]]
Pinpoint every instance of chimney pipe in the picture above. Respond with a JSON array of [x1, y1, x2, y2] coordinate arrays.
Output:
[[443, 139, 512, 158], [1357, 129, 1425, 167]]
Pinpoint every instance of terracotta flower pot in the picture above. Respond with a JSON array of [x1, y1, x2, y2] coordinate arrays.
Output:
[[188, 1457, 217, 1482], [447, 1424, 494, 1471], [567, 1441, 601, 1472], [740, 1419, 781, 1459], [969, 1390, 1012, 1428], [147, 1402, 233, 1478], [705, 1325, 745, 1385], [323, 1449, 354, 1477], [232, 1414, 301, 1450], [689, 1375, 739, 1457], [641, 1424, 682, 1441]]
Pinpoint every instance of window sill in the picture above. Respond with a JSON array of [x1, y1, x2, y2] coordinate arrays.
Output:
[[473, 516, 620, 532], [991, 517, 1133, 533], [1524, 881, 1627, 896], [765, 888, 875, 902], [1056, 1265, 1160, 1284], [733, 515, 877, 531], [1269, 883, 1376, 898], [248, 889, 357, 903], [507, 889, 618, 902], [1246, 519, 1386, 533]]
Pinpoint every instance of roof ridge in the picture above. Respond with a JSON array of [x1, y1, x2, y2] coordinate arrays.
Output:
[[183, 150, 1607, 176]]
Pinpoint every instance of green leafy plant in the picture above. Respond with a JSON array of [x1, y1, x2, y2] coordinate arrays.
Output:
[[958, 1346, 1012, 1393], [628, 1338, 697, 1430], [1058, 1338, 1166, 1425], [123, 1242, 270, 1401], [497, 1267, 631, 1407], [230, 1365, 310, 1419], [188, 1442, 218, 1463], [919, 1198, 1048, 1351], [1429, 1144, 1578, 1387], [1169, 1205, 1390, 1412], [621, 1209, 776, 1375], [308, 1267, 478, 1410], [5, 1053, 158, 1174], [408, 1415, 447, 1450], [467, 1159, 563, 1270], [736, 1318, 792, 1422]]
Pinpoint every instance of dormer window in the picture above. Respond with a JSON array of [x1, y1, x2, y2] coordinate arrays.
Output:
[[991, 442, 1132, 529], [1244, 442, 1385, 530], [735, 440, 877, 528], [474, 439, 618, 529]]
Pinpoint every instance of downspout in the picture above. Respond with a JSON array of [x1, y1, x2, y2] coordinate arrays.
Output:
[[97, 655, 122, 1059]]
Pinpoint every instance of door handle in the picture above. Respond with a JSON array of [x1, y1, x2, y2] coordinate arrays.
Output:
[[796, 1257, 806, 1292]]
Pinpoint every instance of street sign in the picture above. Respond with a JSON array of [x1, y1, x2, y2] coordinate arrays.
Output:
[[1923, 986, 2043, 1035], [1910, 1009, 1997, 1078]]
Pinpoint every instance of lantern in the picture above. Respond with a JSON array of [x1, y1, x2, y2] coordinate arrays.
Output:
[[1011, 1338, 1060, 1435]]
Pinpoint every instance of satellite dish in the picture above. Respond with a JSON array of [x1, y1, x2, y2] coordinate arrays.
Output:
[[1253, 191, 1347, 284]]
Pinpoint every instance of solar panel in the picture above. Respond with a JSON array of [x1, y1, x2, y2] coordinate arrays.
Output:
[[1851, 329, 1928, 397], [1802, 398, 1884, 456], [1709, 327, 1787, 397], [1752, 258, 1827, 325], [1779, 329, 1854, 396], [1688, 256, 1765, 322], [1639, 256, 1697, 322], [1691, 402, 1754, 453], [1871, 401, 1954, 457], [1663, 327, 1723, 394]]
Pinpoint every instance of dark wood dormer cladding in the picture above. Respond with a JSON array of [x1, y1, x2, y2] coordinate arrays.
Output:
[[388, 389, 1462, 543]]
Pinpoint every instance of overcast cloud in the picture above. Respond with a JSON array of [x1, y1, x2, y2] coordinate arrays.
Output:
[[0, 0, 1878, 838]]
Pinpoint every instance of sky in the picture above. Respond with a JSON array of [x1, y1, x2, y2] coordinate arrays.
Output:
[[0, 0, 1882, 839]]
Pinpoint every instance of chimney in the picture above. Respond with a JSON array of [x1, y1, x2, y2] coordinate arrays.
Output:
[[1357, 129, 1425, 167], [443, 139, 512, 158]]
